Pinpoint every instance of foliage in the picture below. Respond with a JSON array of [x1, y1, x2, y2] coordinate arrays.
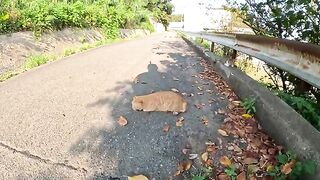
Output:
[[147, 0, 173, 30], [192, 167, 213, 180], [275, 90, 320, 131], [63, 48, 76, 57], [227, 0, 320, 130], [267, 151, 317, 179], [195, 37, 211, 50], [24, 55, 51, 69], [241, 97, 256, 115], [224, 165, 237, 180], [0, 0, 172, 37]]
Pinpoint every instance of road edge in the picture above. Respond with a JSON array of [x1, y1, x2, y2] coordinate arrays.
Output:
[[181, 36, 320, 178]]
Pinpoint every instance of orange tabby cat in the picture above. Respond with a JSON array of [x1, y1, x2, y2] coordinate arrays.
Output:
[[132, 91, 187, 112]]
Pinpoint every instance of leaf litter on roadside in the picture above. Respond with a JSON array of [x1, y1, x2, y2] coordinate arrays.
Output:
[[174, 59, 284, 179]]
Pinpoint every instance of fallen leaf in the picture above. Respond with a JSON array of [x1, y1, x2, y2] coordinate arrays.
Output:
[[243, 158, 258, 165], [242, 114, 252, 119], [189, 154, 198, 160], [218, 129, 229, 137], [182, 148, 189, 155], [195, 103, 203, 109], [281, 160, 296, 175], [206, 159, 214, 167], [177, 160, 193, 172], [218, 173, 230, 180], [219, 156, 232, 167], [236, 172, 246, 180], [176, 117, 184, 127], [163, 124, 170, 132], [232, 101, 241, 106], [207, 145, 216, 153], [171, 88, 179, 93], [117, 116, 128, 126], [128, 175, 148, 180], [201, 116, 209, 126], [218, 109, 226, 114], [201, 152, 209, 162]]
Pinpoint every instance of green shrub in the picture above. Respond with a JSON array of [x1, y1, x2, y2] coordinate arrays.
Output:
[[241, 97, 256, 115], [275, 91, 320, 131], [63, 48, 76, 57], [24, 55, 50, 69], [0, 0, 157, 38]]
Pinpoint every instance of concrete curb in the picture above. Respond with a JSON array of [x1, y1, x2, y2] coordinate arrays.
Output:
[[182, 36, 320, 178]]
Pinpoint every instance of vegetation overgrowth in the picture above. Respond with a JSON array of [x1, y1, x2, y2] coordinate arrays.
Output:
[[0, 0, 173, 37]]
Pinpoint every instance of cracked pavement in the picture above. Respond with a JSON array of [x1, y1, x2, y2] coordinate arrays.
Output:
[[0, 32, 229, 179]]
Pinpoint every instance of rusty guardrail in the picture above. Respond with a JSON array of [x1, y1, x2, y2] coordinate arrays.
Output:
[[182, 31, 320, 89]]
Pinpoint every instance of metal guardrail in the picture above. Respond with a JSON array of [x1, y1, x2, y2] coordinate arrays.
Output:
[[182, 31, 320, 89]]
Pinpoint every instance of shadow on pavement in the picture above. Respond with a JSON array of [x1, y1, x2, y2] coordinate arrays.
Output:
[[69, 38, 228, 179]]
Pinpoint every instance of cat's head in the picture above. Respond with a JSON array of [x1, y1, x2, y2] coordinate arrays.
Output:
[[132, 96, 143, 111]]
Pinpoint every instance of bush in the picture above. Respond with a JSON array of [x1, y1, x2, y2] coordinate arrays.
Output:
[[0, 0, 157, 38]]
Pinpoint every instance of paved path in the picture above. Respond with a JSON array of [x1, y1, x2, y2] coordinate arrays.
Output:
[[0, 32, 229, 179]]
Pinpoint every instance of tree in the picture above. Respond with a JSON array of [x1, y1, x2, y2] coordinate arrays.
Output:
[[147, 0, 173, 30], [227, 0, 320, 106]]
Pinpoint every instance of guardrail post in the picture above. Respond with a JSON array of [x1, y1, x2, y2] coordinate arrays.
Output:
[[231, 49, 237, 60], [210, 42, 215, 52]]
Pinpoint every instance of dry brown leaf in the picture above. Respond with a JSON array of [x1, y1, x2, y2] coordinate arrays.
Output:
[[201, 152, 209, 162], [177, 160, 193, 172], [117, 116, 128, 126], [243, 157, 258, 165], [182, 148, 189, 155], [207, 145, 216, 153], [236, 172, 246, 180], [218, 173, 230, 180], [163, 124, 170, 132], [219, 156, 232, 167], [205, 159, 214, 167], [281, 160, 296, 175], [128, 174, 148, 180], [232, 101, 241, 106], [218, 129, 229, 137], [176, 117, 184, 127], [218, 109, 226, 114]]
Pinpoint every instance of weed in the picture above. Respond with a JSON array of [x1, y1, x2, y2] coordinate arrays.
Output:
[[63, 48, 76, 57], [267, 151, 317, 179], [79, 43, 94, 52], [225, 165, 237, 180], [24, 55, 50, 69], [241, 97, 256, 115], [192, 167, 213, 180]]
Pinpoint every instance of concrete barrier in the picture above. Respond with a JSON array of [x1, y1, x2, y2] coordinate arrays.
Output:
[[182, 36, 320, 178]]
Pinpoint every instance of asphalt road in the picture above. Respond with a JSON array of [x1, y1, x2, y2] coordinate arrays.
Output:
[[0, 32, 228, 179]]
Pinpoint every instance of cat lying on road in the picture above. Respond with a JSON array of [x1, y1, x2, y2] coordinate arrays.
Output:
[[132, 91, 187, 112]]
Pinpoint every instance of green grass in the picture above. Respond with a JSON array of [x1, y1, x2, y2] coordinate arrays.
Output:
[[24, 55, 51, 69], [63, 48, 77, 57]]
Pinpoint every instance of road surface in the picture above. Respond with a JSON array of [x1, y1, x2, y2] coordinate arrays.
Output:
[[0, 32, 228, 179]]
